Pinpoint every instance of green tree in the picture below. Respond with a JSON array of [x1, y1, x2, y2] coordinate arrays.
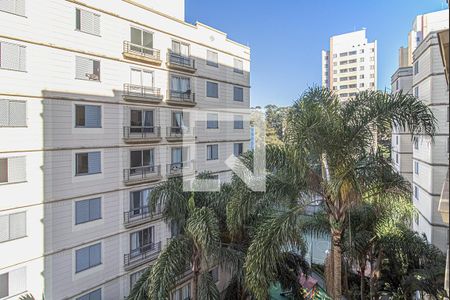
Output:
[[244, 87, 435, 299]]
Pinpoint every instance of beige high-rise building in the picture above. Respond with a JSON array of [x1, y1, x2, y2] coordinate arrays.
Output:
[[0, 0, 250, 299], [391, 9, 449, 253], [322, 29, 377, 100]]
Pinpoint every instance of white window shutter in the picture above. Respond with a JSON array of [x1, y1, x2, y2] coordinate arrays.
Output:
[[8, 101, 26, 126], [9, 212, 26, 239], [0, 100, 8, 126], [0, 0, 14, 14], [9, 267, 26, 296], [7, 156, 26, 183], [18, 45, 26, 71], [76, 56, 93, 80], [14, 0, 25, 15], [85, 105, 101, 128], [0, 42, 21, 71], [0, 215, 9, 242]]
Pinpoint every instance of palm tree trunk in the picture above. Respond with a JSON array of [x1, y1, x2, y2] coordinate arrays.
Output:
[[360, 263, 366, 300], [332, 230, 343, 299]]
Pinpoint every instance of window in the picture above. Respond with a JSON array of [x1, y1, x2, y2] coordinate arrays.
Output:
[[414, 61, 419, 75], [171, 147, 188, 164], [360, 66, 364, 71], [370, 74, 375, 78], [233, 143, 243, 157], [333, 54, 337, 58], [414, 86, 419, 97], [130, 269, 147, 291], [395, 153, 399, 163], [349, 51, 357, 55], [360, 49, 364, 54], [233, 58, 243, 74], [370, 56, 375, 61], [75, 105, 101, 128], [359, 75, 364, 79], [0, 0, 25, 16], [370, 82, 375, 87], [0, 156, 26, 184], [234, 115, 243, 129], [0, 211, 26, 242], [75, 152, 101, 176], [396, 80, 399, 90], [360, 58, 364, 62], [414, 161, 419, 175], [340, 52, 347, 57], [75, 198, 101, 225], [76, 243, 101, 273], [360, 83, 364, 88], [233, 86, 244, 102], [0, 100, 26, 127], [340, 85, 348, 89], [349, 84, 357, 88], [370, 65, 375, 70], [206, 81, 219, 98], [76, 288, 102, 300], [414, 137, 419, 150], [172, 40, 189, 56], [0, 41, 26, 71], [129, 149, 155, 176], [333, 62, 337, 66], [170, 75, 191, 93], [130, 68, 154, 88], [371, 48, 375, 52], [0, 267, 26, 299], [130, 109, 154, 132], [75, 8, 100, 36], [207, 144, 219, 160], [130, 227, 154, 257], [414, 186, 419, 200], [340, 77, 348, 81], [172, 283, 191, 300], [206, 50, 218, 67], [131, 27, 153, 51], [396, 135, 399, 145], [333, 78, 338, 82], [76, 56, 100, 81], [209, 267, 219, 283], [334, 70, 338, 74], [206, 113, 218, 129]]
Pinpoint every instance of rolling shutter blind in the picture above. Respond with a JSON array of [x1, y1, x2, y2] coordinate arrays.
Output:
[[9, 212, 26, 239], [85, 105, 101, 128], [7, 156, 26, 182], [0, 42, 26, 71], [76, 56, 93, 80], [9, 267, 26, 296], [88, 152, 101, 174], [0, 0, 25, 16]]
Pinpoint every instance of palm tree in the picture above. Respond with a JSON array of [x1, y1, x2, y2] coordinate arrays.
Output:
[[128, 176, 222, 300], [244, 87, 435, 299]]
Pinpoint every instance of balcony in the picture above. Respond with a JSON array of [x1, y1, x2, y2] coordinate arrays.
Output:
[[166, 50, 196, 73], [123, 205, 163, 228], [124, 242, 162, 270], [123, 126, 162, 143], [122, 41, 162, 65], [166, 126, 195, 141], [166, 90, 196, 107], [122, 83, 163, 103], [166, 161, 194, 177], [123, 165, 162, 185]]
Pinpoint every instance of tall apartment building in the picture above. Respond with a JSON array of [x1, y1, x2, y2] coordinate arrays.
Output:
[[0, 0, 250, 299], [390, 9, 449, 252], [322, 29, 377, 100]]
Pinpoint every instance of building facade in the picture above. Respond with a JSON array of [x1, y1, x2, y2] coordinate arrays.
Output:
[[391, 9, 449, 253], [0, 0, 250, 299], [322, 29, 377, 100]]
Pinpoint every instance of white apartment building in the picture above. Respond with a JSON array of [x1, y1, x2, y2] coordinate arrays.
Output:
[[391, 9, 449, 252], [0, 0, 250, 299], [322, 29, 377, 100]]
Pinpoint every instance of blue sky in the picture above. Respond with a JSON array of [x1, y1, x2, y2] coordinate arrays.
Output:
[[185, 0, 448, 107]]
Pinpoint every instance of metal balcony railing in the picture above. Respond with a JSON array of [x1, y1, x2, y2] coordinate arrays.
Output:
[[167, 50, 195, 69], [123, 41, 161, 61], [123, 165, 161, 183], [123, 204, 163, 226], [124, 241, 162, 267], [166, 161, 193, 176], [123, 126, 161, 140], [123, 83, 162, 100], [167, 90, 195, 104], [166, 126, 193, 139]]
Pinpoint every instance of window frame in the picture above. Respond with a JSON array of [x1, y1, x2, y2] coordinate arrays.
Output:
[[206, 113, 219, 129], [75, 151, 102, 176], [206, 81, 219, 98], [75, 7, 101, 36], [206, 144, 219, 161], [0, 211, 27, 243], [206, 50, 218, 68], [0, 99, 27, 127], [75, 242, 102, 273], [75, 197, 102, 225], [233, 115, 244, 129], [75, 104, 102, 128], [233, 86, 244, 102]]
